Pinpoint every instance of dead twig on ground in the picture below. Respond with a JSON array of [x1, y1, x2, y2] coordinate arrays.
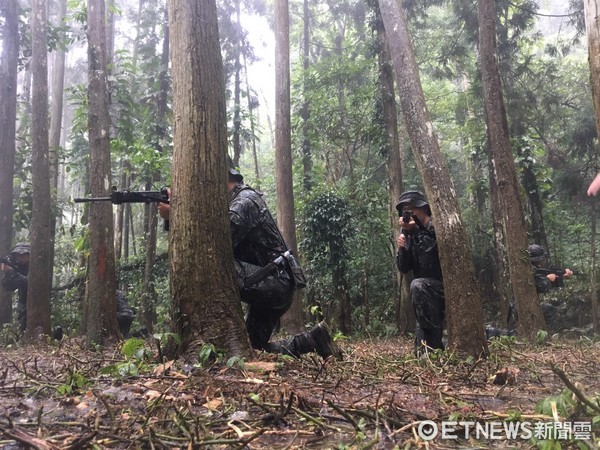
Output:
[[550, 364, 600, 414]]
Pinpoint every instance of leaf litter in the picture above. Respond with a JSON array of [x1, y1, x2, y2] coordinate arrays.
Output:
[[0, 334, 597, 449]]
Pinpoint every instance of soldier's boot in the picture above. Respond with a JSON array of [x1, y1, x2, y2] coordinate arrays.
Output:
[[307, 321, 342, 360], [423, 328, 444, 351], [268, 322, 342, 360]]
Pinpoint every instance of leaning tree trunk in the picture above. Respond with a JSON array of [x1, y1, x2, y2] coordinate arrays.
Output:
[[168, 0, 251, 357], [379, 0, 487, 356], [275, 0, 304, 334], [478, 0, 545, 338], [84, 0, 119, 345], [0, 0, 19, 325], [28, 0, 53, 338]]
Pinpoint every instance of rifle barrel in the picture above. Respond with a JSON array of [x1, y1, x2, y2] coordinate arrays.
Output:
[[73, 197, 111, 203]]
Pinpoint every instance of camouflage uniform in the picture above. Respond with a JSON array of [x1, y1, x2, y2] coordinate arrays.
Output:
[[116, 290, 134, 338], [395, 192, 445, 351], [229, 182, 339, 359], [529, 244, 565, 331], [2, 243, 30, 332]]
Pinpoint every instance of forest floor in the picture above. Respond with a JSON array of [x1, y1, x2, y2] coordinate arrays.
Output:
[[0, 334, 598, 449]]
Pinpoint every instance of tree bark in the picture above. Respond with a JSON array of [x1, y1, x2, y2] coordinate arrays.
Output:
[[478, 0, 545, 338], [28, 0, 53, 337], [584, 0, 600, 333], [48, 0, 67, 290], [379, 0, 487, 356], [232, 0, 242, 169], [275, 0, 304, 334], [0, 0, 19, 325], [373, 0, 414, 335], [301, 0, 313, 192], [84, 0, 119, 344], [141, 13, 170, 333], [167, 0, 251, 357]]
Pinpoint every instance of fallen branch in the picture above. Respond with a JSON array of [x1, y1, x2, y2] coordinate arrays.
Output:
[[550, 364, 600, 414], [0, 426, 61, 450]]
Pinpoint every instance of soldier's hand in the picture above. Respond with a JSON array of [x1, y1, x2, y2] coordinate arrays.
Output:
[[563, 268, 573, 279], [158, 188, 171, 219], [397, 234, 407, 249], [0, 263, 13, 273], [547, 273, 558, 282]]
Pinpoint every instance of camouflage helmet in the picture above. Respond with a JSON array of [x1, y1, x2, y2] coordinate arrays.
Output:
[[10, 242, 30, 255], [395, 190, 431, 216], [528, 244, 546, 262], [228, 167, 244, 182]]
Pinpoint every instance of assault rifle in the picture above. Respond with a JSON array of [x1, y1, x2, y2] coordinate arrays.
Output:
[[536, 267, 575, 278], [74, 186, 170, 230], [0, 256, 17, 270], [400, 210, 412, 238]]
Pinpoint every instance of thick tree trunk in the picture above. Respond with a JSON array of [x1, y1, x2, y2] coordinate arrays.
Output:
[[28, 0, 53, 337], [168, 0, 251, 357], [0, 0, 19, 325], [379, 0, 487, 356], [84, 0, 119, 345], [478, 0, 545, 338], [275, 0, 303, 334]]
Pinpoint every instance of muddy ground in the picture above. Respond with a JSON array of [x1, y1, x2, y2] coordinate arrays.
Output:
[[0, 334, 598, 449]]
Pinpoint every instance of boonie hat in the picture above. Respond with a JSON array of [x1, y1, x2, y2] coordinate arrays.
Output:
[[10, 243, 30, 255], [395, 191, 431, 215]]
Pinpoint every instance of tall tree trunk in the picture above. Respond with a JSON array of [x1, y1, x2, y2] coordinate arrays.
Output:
[[478, 0, 545, 338], [379, 0, 487, 356], [591, 200, 599, 333], [275, 0, 303, 334], [84, 0, 119, 345], [516, 145, 549, 252], [374, 0, 413, 335], [487, 140, 513, 326], [0, 0, 19, 325], [141, 14, 170, 333], [242, 47, 260, 189], [168, 0, 251, 357], [301, 0, 312, 192], [28, 0, 53, 337], [584, 0, 600, 333], [48, 0, 67, 282], [232, 0, 242, 169]]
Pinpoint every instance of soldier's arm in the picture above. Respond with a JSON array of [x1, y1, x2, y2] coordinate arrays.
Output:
[[230, 196, 262, 248], [2, 271, 27, 292]]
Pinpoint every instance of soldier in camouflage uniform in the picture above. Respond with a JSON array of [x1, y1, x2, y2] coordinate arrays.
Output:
[[160, 169, 340, 360], [395, 191, 445, 353], [1, 243, 31, 332], [529, 244, 573, 331]]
